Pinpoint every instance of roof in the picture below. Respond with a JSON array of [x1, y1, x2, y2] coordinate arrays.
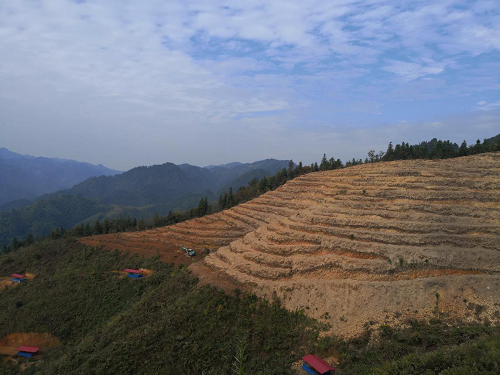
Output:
[[18, 346, 39, 353], [125, 269, 142, 274], [302, 354, 336, 374], [11, 273, 25, 278]]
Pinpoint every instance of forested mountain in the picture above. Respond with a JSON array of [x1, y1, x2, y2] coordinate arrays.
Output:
[[0, 148, 120, 206], [46, 158, 289, 207], [0, 158, 290, 245], [2, 132, 498, 248]]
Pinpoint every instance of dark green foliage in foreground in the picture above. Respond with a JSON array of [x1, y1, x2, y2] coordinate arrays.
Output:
[[43, 279, 318, 375], [0, 240, 321, 374], [1, 240, 500, 374], [320, 320, 500, 374], [0, 239, 167, 345]]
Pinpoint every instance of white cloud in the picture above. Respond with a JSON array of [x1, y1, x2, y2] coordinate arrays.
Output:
[[0, 0, 499, 169], [477, 100, 500, 111], [382, 59, 448, 81]]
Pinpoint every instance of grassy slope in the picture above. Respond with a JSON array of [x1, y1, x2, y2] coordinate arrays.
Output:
[[327, 321, 500, 374], [0, 239, 499, 374], [0, 240, 321, 374]]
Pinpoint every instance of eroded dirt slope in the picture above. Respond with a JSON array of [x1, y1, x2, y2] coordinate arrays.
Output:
[[81, 153, 500, 335], [80, 179, 293, 264], [200, 153, 500, 335]]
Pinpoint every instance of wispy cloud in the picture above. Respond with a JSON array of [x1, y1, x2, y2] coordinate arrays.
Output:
[[0, 0, 499, 169], [477, 100, 500, 111]]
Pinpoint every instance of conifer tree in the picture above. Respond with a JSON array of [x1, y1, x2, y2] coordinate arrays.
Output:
[[320, 154, 329, 170], [26, 234, 34, 245], [223, 192, 228, 209], [11, 237, 20, 250], [93, 220, 103, 235], [288, 160, 294, 178], [228, 188, 234, 207], [384, 142, 394, 161]]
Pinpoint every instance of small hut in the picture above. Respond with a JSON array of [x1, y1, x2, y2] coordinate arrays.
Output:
[[17, 346, 39, 358], [125, 269, 143, 279], [302, 354, 336, 374], [11, 273, 27, 283]]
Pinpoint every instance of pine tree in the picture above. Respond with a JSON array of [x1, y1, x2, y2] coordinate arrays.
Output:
[[153, 213, 160, 227], [297, 161, 303, 175], [367, 150, 376, 163], [259, 176, 269, 193], [288, 160, 294, 178], [93, 220, 103, 235], [228, 188, 234, 207], [52, 227, 62, 239], [223, 192, 228, 209], [320, 154, 329, 170], [11, 237, 20, 250], [103, 219, 111, 234], [198, 197, 206, 217], [385, 142, 394, 161]]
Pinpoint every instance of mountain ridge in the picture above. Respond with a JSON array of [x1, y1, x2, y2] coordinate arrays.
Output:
[[0, 157, 290, 245], [0, 147, 121, 206]]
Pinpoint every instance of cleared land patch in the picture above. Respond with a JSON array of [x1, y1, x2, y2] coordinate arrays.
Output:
[[0, 332, 60, 357]]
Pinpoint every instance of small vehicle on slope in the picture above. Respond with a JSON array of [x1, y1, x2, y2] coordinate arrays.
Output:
[[179, 246, 195, 257]]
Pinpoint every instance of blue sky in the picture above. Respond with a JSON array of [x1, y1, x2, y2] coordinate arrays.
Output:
[[0, 0, 499, 170]]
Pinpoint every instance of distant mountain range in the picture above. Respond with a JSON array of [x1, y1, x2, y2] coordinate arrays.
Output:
[[0, 156, 290, 245], [37, 159, 290, 209], [0, 148, 120, 207]]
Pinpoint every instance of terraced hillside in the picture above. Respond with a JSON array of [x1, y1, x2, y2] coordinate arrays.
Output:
[[82, 153, 500, 335], [80, 187, 293, 264]]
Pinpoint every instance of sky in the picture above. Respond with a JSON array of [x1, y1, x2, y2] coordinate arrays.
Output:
[[0, 0, 499, 171]]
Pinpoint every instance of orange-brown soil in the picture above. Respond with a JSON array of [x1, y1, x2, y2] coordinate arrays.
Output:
[[80, 153, 500, 336], [0, 273, 35, 293], [0, 333, 60, 357]]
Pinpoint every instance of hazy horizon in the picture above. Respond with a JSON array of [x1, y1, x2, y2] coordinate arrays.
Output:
[[1, 1, 499, 170]]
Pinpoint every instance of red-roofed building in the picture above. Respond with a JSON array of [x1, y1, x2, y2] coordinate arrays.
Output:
[[17, 346, 39, 358], [11, 273, 26, 282], [302, 354, 336, 374]]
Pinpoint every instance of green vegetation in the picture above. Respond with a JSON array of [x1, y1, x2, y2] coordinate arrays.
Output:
[[382, 136, 500, 161], [0, 240, 321, 374], [0, 160, 291, 247], [1, 239, 500, 374], [0, 195, 109, 248], [321, 320, 500, 374]]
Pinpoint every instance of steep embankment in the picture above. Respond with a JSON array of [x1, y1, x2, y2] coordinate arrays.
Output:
[[82, 153, 500, 335]]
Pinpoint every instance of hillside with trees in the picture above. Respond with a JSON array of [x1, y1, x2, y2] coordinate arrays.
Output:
[[1, 135, 498, 249], [0, 148, 120, 207], [0, 159, 290, 246]]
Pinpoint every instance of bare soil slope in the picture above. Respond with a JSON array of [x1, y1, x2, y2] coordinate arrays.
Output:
[[82, 153, 500, 336], [201, 153, 500, 335], [80, 184, 286, 264]]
